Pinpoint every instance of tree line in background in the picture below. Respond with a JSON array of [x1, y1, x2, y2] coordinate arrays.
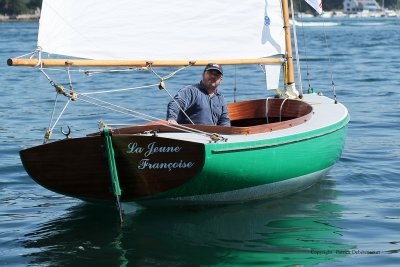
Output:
[[295, 0, 398, 13], [0, 0, 398, 16], [0, 0, 42, 15]]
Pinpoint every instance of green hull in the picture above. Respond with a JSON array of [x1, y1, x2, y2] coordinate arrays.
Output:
[[136, 114, 349, 205]]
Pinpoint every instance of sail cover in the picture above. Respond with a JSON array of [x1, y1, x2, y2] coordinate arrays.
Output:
[[38, 0, 285, 61]]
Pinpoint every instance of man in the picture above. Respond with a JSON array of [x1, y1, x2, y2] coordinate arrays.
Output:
[[166, 63, 231, 126]]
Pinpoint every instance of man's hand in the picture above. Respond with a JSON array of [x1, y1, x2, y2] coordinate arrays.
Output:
[[167, 119, 178, 124]]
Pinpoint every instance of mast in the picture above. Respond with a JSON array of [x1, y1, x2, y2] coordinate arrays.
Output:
[[281, 0, 295, 85]]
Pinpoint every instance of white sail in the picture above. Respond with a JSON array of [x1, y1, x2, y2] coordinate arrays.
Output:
[[38, 0, 285, 61]]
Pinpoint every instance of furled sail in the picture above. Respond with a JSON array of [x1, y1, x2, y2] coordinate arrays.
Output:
[[38, 0, 285, 61]]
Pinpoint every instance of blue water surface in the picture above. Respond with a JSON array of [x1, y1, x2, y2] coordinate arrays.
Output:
[[0, 18, 399, 266]]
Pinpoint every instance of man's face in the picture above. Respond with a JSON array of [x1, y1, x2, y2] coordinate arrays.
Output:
[[202, 70, 223, 90]]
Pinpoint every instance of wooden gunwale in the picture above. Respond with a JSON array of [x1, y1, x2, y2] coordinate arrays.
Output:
[[92, 98, 313, 136]]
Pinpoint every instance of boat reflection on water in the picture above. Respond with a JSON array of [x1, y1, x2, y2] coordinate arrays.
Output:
[[23, 177, 353, 266]]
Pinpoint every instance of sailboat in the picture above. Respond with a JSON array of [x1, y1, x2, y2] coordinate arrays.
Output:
[[8, 0, 349, 209]]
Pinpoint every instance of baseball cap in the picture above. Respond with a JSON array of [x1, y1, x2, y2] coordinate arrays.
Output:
[[204, 63, 223, 75]]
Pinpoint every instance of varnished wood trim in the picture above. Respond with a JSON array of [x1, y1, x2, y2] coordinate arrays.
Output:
[[227, 98, 312, 121], [7, 58, 284, 67], [20, 135, 206, 201], [88, 99, 313, 136]]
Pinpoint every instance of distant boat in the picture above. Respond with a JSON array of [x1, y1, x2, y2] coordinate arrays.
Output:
[[8, 0, 349, 211]]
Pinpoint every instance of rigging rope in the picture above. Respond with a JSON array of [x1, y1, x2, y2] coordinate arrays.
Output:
[[39, 67, 74, 143], [147, 63, 196, 125], [234, 65, 237, 103], [81, 66, 146, 76], [320, 19, 338, 103], [293, 3, 338, 103], [162, 88, 195, 125], [45, 92, 59, 142], [44, 93, 72, 143], [297, 1, 313, 92], [290, 0, 303, 97], [102, 126, 124, 223], [80, 83, 159, 95], [77, 94, 226, 140], [40, 68, 226, 141], [67, 65, 74, 91]]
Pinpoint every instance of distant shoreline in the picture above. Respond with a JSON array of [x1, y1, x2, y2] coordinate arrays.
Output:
[[0, 14, 40, 22], [1, 8, 398, 22]]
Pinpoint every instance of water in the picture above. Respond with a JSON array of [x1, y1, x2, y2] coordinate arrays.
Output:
[[1, 18, 399, 266]]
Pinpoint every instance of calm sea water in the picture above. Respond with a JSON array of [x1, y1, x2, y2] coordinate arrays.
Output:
[[1, 18, 399, 267]]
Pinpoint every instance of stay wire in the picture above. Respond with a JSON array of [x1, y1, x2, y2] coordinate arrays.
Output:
[[80, 83, 160, 95], [78, 95, 221, 139], [234, 65, 237, 103], [47, 92, 59, 133], [321, 17, 338, 103], [13, 47, 41, 61], [290, 0, 303, 96], [38, 65, 224, 140], [78, 93, 217, 137], [297, 0, 312, 90], [147, 64, 196, 125], [162, 87, 195, 125], [72, 90, 218, 138], [49, 100, 71, 133], [67, 65, 73, 90], [39, 65, 72, 142]]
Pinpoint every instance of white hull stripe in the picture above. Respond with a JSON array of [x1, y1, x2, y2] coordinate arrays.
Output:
[[130, 167, 331, 207]]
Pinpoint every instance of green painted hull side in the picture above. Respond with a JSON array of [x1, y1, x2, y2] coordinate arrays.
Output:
[[140, 115, 349, 200]]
